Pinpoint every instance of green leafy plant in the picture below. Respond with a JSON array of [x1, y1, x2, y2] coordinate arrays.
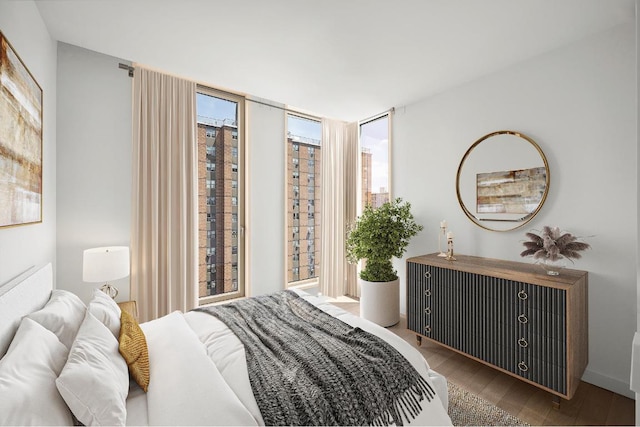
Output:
[[346, 198, 423, 282], [520, 226, 591, 262]]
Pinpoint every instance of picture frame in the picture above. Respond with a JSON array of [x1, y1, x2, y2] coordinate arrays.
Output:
[[0, 31, 43, 228]]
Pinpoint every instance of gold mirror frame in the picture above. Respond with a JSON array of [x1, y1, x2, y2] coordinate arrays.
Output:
[[456, 130, 550, 232]]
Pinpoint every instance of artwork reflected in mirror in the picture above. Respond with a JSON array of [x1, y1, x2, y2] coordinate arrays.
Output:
[[476, 166, 547, 214], [456, 131, 549, 232]]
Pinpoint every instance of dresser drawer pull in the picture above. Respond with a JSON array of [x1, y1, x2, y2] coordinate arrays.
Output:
[[424, 289, 432, 297], [424, 307, 431, 315], [517, 314, 528, 324], [518, 338, 528, 348], [517, 290, 528, 301], [424, 271, 432, 279], [424, 325, 431, 333], [518, 361, 529, 372]]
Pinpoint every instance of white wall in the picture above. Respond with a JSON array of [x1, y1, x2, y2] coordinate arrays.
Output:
[[0, 1, 57, 286], [635, 1, 640, 421], [247, 102, 285, 295], [394, 24, 636, 398], [56, 43, 132, 303]]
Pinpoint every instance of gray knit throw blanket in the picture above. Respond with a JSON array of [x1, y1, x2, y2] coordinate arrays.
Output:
[[194, 291, 435, 426]]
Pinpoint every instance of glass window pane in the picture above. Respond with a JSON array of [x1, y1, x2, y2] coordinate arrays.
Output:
[[286, 114, 321, 286], [197, 91, 242, 301], [360, 115, 390, 208]]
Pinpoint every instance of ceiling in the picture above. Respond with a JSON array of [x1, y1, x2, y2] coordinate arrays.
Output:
[[35, 0, 634, 121]]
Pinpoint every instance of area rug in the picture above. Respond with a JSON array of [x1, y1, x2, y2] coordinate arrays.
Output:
[[447, 381, 529, 426]]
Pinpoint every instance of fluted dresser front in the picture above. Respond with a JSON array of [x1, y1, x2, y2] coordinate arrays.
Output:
[[407, 253, 588, 401]]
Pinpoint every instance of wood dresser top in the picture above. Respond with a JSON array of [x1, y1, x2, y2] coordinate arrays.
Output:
[[407, 253, 587, 290]]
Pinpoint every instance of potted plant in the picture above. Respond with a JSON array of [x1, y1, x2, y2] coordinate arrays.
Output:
[[346, 198, 423, 326]]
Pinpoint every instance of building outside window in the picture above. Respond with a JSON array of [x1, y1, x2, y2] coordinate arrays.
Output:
[[197, 88, 244, 304], [286, 113, 321, 287]]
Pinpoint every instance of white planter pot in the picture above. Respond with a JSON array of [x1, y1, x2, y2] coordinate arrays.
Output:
[[359, 278, 399, 327]]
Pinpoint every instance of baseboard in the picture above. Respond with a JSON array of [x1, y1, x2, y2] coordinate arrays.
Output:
[[582, 368, 634, 399]]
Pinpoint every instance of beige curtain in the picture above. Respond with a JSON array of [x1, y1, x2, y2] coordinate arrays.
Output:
[[344, 122, 359, 297], [131, 67, 198, 322], [319, 120, 358, 298]]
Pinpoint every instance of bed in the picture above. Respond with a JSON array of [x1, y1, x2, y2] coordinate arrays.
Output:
[[0, 263, 452, 426]]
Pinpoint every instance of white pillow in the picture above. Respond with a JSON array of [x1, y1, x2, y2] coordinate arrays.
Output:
[[27, 289, 87, 349], [0, 317, 73, 426], [88, 288, 121, 338], [56, 310, 129, 426]]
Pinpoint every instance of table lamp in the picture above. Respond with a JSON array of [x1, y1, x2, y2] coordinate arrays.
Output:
[[83, 246, 130, 298]]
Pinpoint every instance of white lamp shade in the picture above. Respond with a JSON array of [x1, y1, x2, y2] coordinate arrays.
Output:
[[83, 246, 130, 283]]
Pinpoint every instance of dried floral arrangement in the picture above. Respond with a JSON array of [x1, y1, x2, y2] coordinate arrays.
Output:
[[520, 226, 591, 262]]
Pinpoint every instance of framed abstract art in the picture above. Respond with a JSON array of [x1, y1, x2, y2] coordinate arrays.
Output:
[[0, 31, 42, 228]]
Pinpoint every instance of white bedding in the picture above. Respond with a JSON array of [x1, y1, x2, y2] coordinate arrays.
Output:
[[0, 266, 451, 426], [126, 291, 452, 426]]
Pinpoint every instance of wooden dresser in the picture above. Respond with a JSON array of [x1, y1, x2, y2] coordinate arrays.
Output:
[[407, 253, 588, 401]]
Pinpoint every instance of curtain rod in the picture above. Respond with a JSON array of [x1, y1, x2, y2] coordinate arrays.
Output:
[[244, 97, 323, 121], [358, 108, 395, 126], [118, 63, 380, 122], [118, 63, 134, 77]]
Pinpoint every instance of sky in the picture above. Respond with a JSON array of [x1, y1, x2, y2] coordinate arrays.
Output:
[[288, 114, 321, 141], [360, 116, 389, 193], [197, 93, 237, 122]]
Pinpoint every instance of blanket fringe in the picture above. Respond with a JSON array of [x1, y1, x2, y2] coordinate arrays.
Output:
[[370, 374, 437, 426]]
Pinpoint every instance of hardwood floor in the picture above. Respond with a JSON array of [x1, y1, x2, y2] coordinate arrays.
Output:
[[332, 301, 635, 426]]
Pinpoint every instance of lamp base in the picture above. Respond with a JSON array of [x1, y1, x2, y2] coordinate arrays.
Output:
[[100, 283, 119, 299]]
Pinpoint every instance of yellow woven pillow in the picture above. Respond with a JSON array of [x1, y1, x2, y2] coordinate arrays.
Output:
[[118, 310, 150, 392]]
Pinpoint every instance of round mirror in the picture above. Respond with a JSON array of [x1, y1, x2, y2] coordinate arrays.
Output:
[[456, 130, 550, 232]]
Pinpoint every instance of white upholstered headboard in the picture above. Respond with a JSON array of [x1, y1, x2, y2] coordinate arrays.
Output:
[[0, 263, 53, 357]]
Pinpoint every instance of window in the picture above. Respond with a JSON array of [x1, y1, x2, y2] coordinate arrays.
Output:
[[197, 88, 244, 304], [286, 113, 321, 287], [359, 113, 390, 209]]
